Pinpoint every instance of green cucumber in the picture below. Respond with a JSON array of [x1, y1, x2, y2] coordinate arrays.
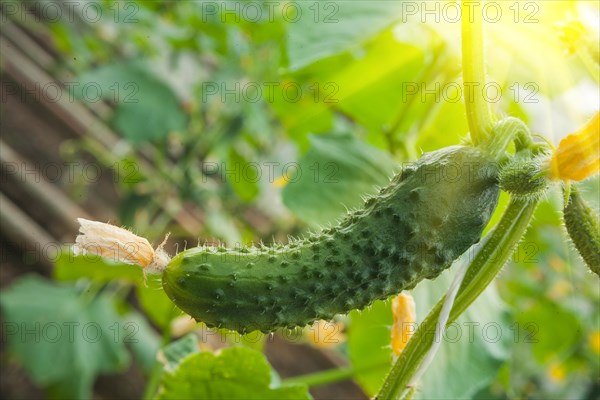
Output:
[[498, 150, 550, 199], [162, 145, 500, 333], [563, 186, 600, 275]]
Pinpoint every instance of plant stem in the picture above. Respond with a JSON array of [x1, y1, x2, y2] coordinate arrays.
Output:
[[483, 117, 533, 160], [283, 367, 355, 388], [282, 360, 387, 388], [376, 198, 538, 400], [462, 0, 494, 146]]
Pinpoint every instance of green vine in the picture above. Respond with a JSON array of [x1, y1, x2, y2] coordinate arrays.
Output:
[[462, 0, 495, 147], [374, 1, 542, 397]]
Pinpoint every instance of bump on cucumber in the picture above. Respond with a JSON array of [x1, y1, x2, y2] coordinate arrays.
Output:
[[564, 186, 600, 276]]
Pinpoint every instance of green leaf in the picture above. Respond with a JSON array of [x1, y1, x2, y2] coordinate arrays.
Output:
[[410, 268, 509, 400], [205, 208, 243, 244], [76, 63, 187, 142], [227, 147, 260, 202], [155, 347, 311, 399], [137, 278, 182, 329], [268, 81, 334, 148], [125, 312, 162, 374], [329, 28, 428, 135], [285, 1, 404, 71], [160, 333, 199, 372], [515, 299, 581, 364], [55, 252, 179, 329], [54, 252, 143, 284], [282, 133, 396, 225], [347, 300, 393, 396], [0, 275, 130, 399]]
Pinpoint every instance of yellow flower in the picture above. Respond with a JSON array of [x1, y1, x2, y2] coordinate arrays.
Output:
[[548, 362, 566, 383], [550, 112, 600, 181], [557, 20, 586, 56], [391, 292, 416, 358], [273, 175, 290, 188], [590, 331, 600, 354]]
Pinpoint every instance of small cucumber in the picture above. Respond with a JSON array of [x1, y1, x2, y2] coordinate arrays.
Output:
[[499, 150, 550, 199], [162, 146, 500, 333], [563, 186, 600, 275]]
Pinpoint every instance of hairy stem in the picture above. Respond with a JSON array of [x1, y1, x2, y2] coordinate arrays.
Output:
[[485, 117, 533, 160], [376, 198, 539, 400]]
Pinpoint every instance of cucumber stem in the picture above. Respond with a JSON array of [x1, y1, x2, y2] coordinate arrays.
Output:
[[376, 198, 539, 400], [405, 252, 469, 390], [462, 0, 494, 147], [485, 117, 534, 160]]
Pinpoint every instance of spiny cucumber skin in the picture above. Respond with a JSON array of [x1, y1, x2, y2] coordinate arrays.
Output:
[[162, 146, 500, 333], [499, 152, 549, 199], [564, 187, 600, 276]]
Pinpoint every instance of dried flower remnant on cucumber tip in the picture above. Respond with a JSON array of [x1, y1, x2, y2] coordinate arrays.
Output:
[[73, 218, 170, 281]]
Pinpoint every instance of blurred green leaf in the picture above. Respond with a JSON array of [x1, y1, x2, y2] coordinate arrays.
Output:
[[155, 347, 311, 399], [136, 278, 181, 329], [54, 252, 142, 284], [0, 275, 129, 399], [415, 98, 468, 152], [54, 252, 178, 329], [410, 267, 509, 400], [160, 333, 199, 372], [347, 300, 393, 396], [282, 133, 396, 225], [76, 63, 187, 142], [227, 147, 261, 202], [205, 208, 243, 244], [285, 1, 404, 71], [268, 82, 334, 148], [125, 312, 162, 374], [330, 29, 428, 136], [515, 299, 581, 364]]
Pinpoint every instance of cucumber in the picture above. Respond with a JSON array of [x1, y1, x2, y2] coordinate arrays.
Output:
[[162, 145, 500, 333], [563, 186, 600, 275], [498, 150, 550, 199]]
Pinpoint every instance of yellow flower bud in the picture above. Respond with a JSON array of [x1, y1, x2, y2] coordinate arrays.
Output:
[[391, 292, 416, 358]]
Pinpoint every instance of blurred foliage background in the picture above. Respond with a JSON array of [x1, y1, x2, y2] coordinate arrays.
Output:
[[1, 1, 599, 399]]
